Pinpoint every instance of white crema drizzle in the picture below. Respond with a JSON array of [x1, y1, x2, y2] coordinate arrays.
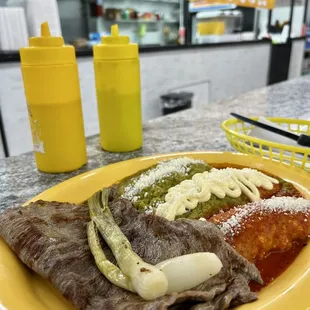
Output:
[[155, 168, 279, 221]]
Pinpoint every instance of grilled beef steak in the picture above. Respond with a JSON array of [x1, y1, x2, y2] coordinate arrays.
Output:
[[0, 197, 262, 310]]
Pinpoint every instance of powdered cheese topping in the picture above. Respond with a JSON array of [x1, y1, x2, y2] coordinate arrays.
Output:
[[122, 157, 205, 202], [218, 196, 310, 237]]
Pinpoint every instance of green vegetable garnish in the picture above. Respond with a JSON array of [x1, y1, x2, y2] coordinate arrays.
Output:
[[87, 220, 134, 292], [87, 189, 168, 301]]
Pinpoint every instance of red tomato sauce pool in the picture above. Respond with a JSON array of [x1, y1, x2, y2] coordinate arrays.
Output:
[[249, 241, 307, 292]]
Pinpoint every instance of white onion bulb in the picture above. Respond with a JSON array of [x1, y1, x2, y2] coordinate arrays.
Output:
[[129, 261, 168, 301], [155, 252, 222, 294]]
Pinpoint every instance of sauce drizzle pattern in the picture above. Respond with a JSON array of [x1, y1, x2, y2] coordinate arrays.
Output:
[[155, 168, 279, 221]]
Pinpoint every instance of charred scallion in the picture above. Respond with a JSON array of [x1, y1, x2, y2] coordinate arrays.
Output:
[[87, 220, 134, 292], [88, 189, 168, 301]]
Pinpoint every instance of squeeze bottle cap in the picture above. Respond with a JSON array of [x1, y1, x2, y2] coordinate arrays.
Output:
[[20, 21, 76, 65], [29, 22, 64, 47], [94, 24, 138, 60]]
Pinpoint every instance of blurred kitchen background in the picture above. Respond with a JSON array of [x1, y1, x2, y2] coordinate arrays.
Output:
[[0, 0, 309, 158], [0, 0, 309, 50]]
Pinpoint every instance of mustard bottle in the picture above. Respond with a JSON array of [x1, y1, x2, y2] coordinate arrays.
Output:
[[93, 25, 143, 152], [20, 22, 87, 173]]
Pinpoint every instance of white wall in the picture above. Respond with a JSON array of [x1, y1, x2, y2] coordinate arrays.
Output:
[[0, 81, 5, 159], [272, 6, 305, 37], [0, 130, 4, 158], [289, 39, 305, 79], [139, 43, 270, 120], [258, 3, 305, 38], [0, 42, 270, 156]]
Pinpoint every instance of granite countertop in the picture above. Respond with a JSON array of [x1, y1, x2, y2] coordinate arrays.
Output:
[[1, 75, 310, 212]]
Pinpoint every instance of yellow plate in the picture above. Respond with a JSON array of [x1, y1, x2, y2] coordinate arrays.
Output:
[[1, 152, 310, 310]]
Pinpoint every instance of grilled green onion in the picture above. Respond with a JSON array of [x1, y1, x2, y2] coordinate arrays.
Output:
[[87, 220, 135, 292], [88, 189, 168, 301]]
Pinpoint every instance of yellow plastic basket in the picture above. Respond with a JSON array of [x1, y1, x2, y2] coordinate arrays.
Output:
[[221, 117, 310, 171]]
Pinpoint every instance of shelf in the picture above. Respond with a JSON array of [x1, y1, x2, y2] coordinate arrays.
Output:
[[143, 0, 179, 3], [189, 4, 236, 13], [163, 20, 179, 23], [112, 0, 180, 3], [103, 19, 179, 24], [104, 19, 158, 24]]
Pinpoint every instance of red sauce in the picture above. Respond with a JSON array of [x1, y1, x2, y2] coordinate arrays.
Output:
[[207, 163, 306, 291], [249, 241, 307, 292]]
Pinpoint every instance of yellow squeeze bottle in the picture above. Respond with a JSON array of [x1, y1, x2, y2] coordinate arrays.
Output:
[[93, 25, 143, 152], [20, 22, 87, 173]]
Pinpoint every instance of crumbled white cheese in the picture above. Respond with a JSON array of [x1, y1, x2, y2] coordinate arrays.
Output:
[[122, 157, 205, 201], [218, 196, 310, 237], [144, 207, 154, 215]]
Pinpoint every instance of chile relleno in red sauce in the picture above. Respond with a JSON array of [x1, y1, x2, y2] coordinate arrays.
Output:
[[209, 196, 310, 292]]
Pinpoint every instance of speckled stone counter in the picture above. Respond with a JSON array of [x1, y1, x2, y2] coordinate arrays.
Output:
[[1, 76, 310, 212]]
